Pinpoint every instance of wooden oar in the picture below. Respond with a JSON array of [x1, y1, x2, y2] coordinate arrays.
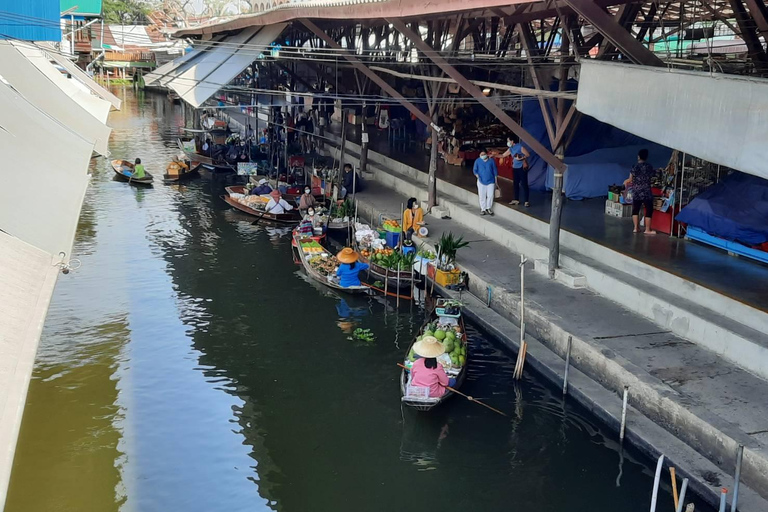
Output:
[[397, 363, 507, 417]]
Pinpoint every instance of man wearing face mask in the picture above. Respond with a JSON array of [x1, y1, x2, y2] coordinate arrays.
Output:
[[502, 136, 531, 207], [472, 149, 498, 216]]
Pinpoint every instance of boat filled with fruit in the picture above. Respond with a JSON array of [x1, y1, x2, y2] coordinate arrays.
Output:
[[400, 299, 468, 411], [293, 234, 369, 294]]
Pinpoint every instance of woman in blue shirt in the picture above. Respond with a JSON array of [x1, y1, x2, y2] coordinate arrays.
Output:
[[335, 248, 369, 287]]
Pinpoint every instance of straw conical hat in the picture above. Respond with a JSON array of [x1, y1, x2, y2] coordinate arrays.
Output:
[[336, 247, 359, 264], [412, 336, 445, 358]]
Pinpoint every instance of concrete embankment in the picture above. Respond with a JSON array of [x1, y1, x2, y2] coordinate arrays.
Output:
[[324, 137, 768, 511]]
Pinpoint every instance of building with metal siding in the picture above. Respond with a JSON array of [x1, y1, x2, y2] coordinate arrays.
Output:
[[0, 0, 61, 41]]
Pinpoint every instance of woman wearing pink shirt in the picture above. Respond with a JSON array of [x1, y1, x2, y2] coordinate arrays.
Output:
[[409, 336, 456, 398]]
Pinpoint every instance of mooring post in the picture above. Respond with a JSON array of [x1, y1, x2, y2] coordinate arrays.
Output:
[[620, 386, 629, 443], [562, 335, 572, 395], [732, 444, 744, 512]]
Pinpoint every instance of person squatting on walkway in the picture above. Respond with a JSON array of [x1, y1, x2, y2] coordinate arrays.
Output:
[[624, 148, 658, 235], [473, 149, 498, 216]]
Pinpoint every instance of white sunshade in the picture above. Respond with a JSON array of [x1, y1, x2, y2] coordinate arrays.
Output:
[[576, 60, 768, 181], [10, 41, 112, 124], [0, 78, 94, 257], [0, 41, 111, 155], [144, 47, 202, 87], [45, 45, 122, 109], [165, 24, 287, 108]]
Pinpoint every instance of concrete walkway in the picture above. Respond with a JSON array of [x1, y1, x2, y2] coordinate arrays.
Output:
[[353, 181, 768, 511]]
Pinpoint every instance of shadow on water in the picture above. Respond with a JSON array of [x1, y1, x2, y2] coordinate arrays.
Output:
[[6, 88, 712, 512]]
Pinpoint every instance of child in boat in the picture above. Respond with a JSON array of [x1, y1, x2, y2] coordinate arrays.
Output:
[[335, 248, 369, 287], [409, 336, 456, 398], [133, 158, 146, 179]]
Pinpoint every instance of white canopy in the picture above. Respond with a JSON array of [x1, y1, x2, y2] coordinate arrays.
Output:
[[159, 24, 286, 108], [45, 45, 122, 109], [0, 79, 93, 257], [576, 60, 768, 180], [10, 41, 112, 125], [144, 46, 202, 87], [0, 41, 111, 156]]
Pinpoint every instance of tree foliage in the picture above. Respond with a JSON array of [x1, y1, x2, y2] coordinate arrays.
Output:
[[103, 0, 154, 24]]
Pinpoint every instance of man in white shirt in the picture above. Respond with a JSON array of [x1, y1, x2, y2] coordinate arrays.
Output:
[[265, 190, 294, 215]]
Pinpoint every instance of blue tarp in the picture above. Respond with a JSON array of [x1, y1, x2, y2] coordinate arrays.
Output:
[[520, 79, 672, 199], [676, 172, 768, 245], [544, 144, 672, 200]]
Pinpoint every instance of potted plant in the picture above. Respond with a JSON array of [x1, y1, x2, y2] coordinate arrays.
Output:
[[431, 232, 469, 286]]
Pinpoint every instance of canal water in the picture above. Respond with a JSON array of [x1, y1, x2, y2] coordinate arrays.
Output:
[[6, 89, 694, 512]]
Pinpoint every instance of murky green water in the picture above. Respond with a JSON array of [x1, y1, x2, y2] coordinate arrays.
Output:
[[6, 89, 696, 512]]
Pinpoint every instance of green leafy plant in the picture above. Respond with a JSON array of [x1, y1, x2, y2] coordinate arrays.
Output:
[[435, 232, 469, 270], [351, 328, 376, 344], [332, 199, 354, 219]]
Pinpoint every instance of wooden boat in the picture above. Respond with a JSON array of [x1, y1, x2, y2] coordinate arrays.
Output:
[[111, 159, 154, 185], [358, 252, 417, 289], [163, 161, 202, 183], [293, 234, 370, 294], [326, 219, 350, 231], [400, 307, 468, 411], [176, 138, 235, 173], [222, 186, 302, 224]]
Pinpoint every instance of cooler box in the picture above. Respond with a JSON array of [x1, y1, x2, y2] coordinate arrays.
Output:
[[385, 231, 400, 247]]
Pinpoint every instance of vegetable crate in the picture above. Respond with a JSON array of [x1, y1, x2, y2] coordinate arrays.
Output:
[[427, 263, 462, 287]]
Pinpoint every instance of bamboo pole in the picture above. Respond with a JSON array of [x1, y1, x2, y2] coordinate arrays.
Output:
[[396, 262, 401, 308], [670, 467, 679, 512], [650, 455, 665, 512], [620, 386, 629, 443], [562, 335, 572, 395]]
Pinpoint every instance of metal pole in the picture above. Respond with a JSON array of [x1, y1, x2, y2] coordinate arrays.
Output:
[[649, 454, 665, 512], [620, 386, 629, 443], [670, 157, 678, 237], [360, 101, 369, 176], [549, 170, 564, 278], [520, 254, 526, 347], [718, 488, 727, 512], [384, 267, 389, 301], [396, 262, 401, 308], [399, 202, 404, 249], [678, 153, 686, 237], [562, 335, 572, 395], [676, 478, 689, 512], [732, 444, 744, 512]]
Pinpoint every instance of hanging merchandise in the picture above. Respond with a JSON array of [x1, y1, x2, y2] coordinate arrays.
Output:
[[377, 105, 390, 129]]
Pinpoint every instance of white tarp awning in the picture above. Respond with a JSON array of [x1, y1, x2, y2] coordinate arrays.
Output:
[[165, 24, 286, 108], [45, 45, 122, 109], [0, 230, 60, 511], [576, 60, 768, 180], [0, 41, 111, 155], [0, 79, 93, 257], [143, 48, 201, 87], [10, 41, 112, 125]]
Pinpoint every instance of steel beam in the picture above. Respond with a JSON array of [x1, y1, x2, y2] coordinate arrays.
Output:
[[300, 19, 434, 127], [389, 18, 565, 172], [564, 0, 664, 66], [744, 0, 768, 38], [518, 23, 557, 148]]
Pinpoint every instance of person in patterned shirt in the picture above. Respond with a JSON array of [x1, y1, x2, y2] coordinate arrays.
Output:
[[624, 149, 657, 235]]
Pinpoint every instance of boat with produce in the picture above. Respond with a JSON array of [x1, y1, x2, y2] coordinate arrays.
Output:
[[400, 299, 468, 411], [176, 136, 236, 173], [326, 199, 354, 231], [358, 248, 417, 288], [163, 160, 202, 183], [293, 235, 369, 294], [222, 186, 302, 224], [111, 159, 154, 185]]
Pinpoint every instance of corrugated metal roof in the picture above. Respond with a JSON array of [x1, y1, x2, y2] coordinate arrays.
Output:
[[174, 0, 529, 37], [0, 0, 61, 41]]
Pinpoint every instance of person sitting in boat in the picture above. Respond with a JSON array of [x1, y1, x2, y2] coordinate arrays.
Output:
[[409, 336, 456, 398], [265, 190, 294, 215], [133, 158, 146, 179], [402, 197, 424, 241], [250, 178, 272, 195], [298, 187, 317, 212], [335, 248, 369, 288]]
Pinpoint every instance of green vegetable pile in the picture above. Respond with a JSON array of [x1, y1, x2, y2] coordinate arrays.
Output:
[[351, 328, 376, 344], [372, 250, 416, 271]]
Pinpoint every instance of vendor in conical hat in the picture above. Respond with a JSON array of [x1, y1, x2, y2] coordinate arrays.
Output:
[[335, 248, 369, 288], [265, 188, 293, 215], [409, 335, 455, 398]]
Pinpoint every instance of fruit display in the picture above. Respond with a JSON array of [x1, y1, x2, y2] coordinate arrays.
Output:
[[308, 254, 337, 275], [382, 219, 400, 232], [237, 194, 268, 209], [300, 239, 324, 254], [409, 321, 466, 373]]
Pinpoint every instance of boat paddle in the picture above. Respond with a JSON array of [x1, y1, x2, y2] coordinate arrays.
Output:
[[397, 363, 507, 417]]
